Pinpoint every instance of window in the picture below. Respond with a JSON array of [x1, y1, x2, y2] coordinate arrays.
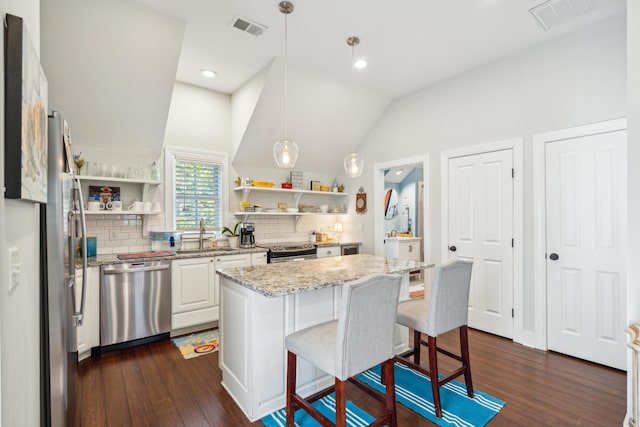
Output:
[[165, 147, 227, 232]]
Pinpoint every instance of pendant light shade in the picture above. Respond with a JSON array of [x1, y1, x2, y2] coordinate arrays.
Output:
[[274, 1, 299, 169], [344, 36, 363, 178], [273, 139, 298, 169], [344, 153, 364, 178]]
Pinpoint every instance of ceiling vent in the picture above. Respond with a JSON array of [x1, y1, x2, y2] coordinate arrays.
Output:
[[529, 0, 622, 31], [230, 16, 267, 36]]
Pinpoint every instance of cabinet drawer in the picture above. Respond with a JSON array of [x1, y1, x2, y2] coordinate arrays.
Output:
[[317, 246, 340, 258]]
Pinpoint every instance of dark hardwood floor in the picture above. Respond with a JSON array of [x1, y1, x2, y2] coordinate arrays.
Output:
[[79, 329, 626, 426]]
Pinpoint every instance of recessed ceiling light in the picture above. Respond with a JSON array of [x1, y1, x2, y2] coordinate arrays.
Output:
[[396, 169, 403, 175], [201, 69, 217, 78], [354, 59, 367, 69]]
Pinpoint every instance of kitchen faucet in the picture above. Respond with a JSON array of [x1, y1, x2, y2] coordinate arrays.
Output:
[[199, 218, 206, 250]]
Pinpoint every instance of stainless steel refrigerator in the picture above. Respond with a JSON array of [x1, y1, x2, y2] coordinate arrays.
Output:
[[41, 111, 87, 426]]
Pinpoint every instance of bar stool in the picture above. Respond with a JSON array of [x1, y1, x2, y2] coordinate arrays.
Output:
[[285, 274, 402, 427], [395, 259, 474, 418]]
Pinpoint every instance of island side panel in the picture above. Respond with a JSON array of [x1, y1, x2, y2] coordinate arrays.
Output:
[[219, 270, 411, 421]]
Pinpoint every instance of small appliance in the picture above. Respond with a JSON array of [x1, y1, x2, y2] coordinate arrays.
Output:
[[239, 223, 256, 248]]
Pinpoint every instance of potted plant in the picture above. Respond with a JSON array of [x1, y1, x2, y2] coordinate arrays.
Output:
[[222, 222, 240, 249]]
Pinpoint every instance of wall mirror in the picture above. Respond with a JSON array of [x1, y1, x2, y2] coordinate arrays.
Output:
[[384, 188, 398, 220]]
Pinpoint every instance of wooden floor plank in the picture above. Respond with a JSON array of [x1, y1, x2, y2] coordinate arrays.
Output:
[[79, 328, 626, 426]]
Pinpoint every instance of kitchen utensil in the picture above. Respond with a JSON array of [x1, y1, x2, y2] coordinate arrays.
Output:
[[112, 201, 123, 211], [87, 201, 100, 211]]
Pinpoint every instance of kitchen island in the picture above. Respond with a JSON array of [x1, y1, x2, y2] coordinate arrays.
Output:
[[216, 254, 431, 421]]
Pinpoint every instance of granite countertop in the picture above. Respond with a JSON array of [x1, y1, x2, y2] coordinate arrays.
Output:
[[216, 254, 433, 298], [84, 247, 268, 267], [384, 237, 422, 241]]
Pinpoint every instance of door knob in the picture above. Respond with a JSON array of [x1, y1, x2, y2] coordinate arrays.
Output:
[[549, 253, 559, 261], [449, 245, 457, 252]]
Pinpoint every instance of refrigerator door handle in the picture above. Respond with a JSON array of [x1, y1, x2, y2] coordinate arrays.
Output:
[[73, 177, 88, 327]]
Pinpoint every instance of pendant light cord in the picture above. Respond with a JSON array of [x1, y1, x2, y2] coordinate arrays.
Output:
[[284, 12, 289, 139], [351, 43, 355, 154]]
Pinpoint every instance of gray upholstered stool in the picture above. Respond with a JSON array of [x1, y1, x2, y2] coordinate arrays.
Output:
[[285, 274, 402, 427], [395, 259, 474, 418]]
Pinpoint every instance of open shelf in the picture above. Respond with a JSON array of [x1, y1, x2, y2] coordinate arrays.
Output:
[[84, 210, 162, 216], [78, 175, 162, 185]]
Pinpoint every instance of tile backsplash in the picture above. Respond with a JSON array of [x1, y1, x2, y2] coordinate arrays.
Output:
[[86, 212, 351, 255], [86, 213, 166, 255]]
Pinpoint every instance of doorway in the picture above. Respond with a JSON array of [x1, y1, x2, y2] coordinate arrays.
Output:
[[533, 118, 627, 370], [374, 155, 430, 274]]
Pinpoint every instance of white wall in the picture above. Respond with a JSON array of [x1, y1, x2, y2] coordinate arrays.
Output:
[[354, 14, 626, 334], [164, 81, 231, 152], [1, 2, 43, 426], [627, 1, 639, 421]]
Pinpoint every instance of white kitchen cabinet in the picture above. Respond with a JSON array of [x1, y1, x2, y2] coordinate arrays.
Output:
[[251, 251, 268, 265], [316, 245, 340, 258], [171, 257, 217, 330], [75, 266, 100, 361], [384, 237, 422, 262], [172, 253, 256, 330]]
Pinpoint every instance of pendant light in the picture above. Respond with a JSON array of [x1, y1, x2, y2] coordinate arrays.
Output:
[[343, 36, 364, 178], [273, 1, 299, 169]]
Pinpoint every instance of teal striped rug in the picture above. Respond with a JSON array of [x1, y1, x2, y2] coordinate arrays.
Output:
[[261, 394, 374, 427], [358, 362, 505, 427], [262, 362, 505, 427]]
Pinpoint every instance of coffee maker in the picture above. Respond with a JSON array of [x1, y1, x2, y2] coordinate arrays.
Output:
[[239, 222, 256, 248]]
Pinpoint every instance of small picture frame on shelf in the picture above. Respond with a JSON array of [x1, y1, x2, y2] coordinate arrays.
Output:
[[310, 181, 321, 191]]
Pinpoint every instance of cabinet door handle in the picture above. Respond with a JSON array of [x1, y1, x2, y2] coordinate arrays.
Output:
[[408, 245, 412, 252], [449, 245, 457, 252], [327, 250, 332, 255]]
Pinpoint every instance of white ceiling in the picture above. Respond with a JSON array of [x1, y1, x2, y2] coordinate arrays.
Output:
[[133, 0, 626, 99]]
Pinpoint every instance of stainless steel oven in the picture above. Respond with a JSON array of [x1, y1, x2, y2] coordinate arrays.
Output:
[[260, 242, 317, 263]]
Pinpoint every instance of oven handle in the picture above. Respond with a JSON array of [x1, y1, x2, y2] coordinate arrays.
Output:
[[270, 255, 317, 263]]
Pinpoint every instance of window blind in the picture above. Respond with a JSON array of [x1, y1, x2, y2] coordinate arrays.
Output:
[[174, 160, 222, 231]]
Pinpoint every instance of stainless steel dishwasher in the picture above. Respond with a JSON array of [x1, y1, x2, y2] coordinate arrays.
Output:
[[100, 261, 171, 349]]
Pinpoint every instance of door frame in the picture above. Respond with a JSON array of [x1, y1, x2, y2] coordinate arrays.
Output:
[[374, 154, 430, 263], [441, 138, 523, 343], [532, 118, 627, 350]]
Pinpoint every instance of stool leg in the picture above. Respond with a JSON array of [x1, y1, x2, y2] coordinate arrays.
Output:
[[335, 378, 347, 427], [286, 351, 297, 427], [382, 359, 397, 427], [428, 335, 442, 418], [414, 329, 422, 365], [460, 326, 474, 398]]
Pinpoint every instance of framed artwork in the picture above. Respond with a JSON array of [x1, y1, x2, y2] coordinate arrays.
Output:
[[4, 14, 49, 203]]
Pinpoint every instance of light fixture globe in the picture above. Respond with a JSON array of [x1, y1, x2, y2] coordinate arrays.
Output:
[[344, 153, 364, 178], [273, 139, 299, 168]]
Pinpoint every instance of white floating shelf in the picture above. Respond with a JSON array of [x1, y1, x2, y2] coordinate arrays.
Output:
[[84, 210, 162, 215], [78, 175, 162, 185]]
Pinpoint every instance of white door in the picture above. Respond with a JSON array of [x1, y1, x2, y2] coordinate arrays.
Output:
[[447, 149, 514, 338], [545, 130, 626, 370]]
